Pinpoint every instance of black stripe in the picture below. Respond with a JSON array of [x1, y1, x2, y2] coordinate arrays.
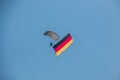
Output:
[[53, 34, 71, 48]]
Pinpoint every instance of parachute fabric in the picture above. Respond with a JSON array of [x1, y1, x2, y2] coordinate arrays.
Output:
[[44, 31, 59, 41]]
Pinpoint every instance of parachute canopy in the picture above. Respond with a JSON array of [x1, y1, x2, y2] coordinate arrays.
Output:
[[53, 34, 73, 56], [44, 31, 59, 41]]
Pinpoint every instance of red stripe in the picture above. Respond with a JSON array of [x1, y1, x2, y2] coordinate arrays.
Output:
[[54, 35, 72, 52]]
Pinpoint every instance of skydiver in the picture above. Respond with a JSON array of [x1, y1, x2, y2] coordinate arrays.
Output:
[[50, 42, 53, 46]]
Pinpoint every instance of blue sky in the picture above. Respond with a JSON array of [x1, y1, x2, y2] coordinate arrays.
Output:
[[0, 0, 120, 80]]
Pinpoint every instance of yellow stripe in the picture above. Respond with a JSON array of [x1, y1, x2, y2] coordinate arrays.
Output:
[[56, 39, 73, 56]]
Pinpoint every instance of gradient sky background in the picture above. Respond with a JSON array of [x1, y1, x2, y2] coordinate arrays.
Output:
[[0, 0, 120, 80]]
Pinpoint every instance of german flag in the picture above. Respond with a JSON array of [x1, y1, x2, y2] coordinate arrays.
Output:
[[53, 34, 73, 56]]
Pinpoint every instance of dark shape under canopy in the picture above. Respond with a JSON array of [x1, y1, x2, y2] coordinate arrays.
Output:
[[44, 31, 59, 41]]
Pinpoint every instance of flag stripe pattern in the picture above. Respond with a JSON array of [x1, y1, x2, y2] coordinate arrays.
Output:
[[53, 34, 73, 56]]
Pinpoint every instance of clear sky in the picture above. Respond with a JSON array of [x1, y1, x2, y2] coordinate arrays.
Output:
[[0, 0, 120, 80]]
